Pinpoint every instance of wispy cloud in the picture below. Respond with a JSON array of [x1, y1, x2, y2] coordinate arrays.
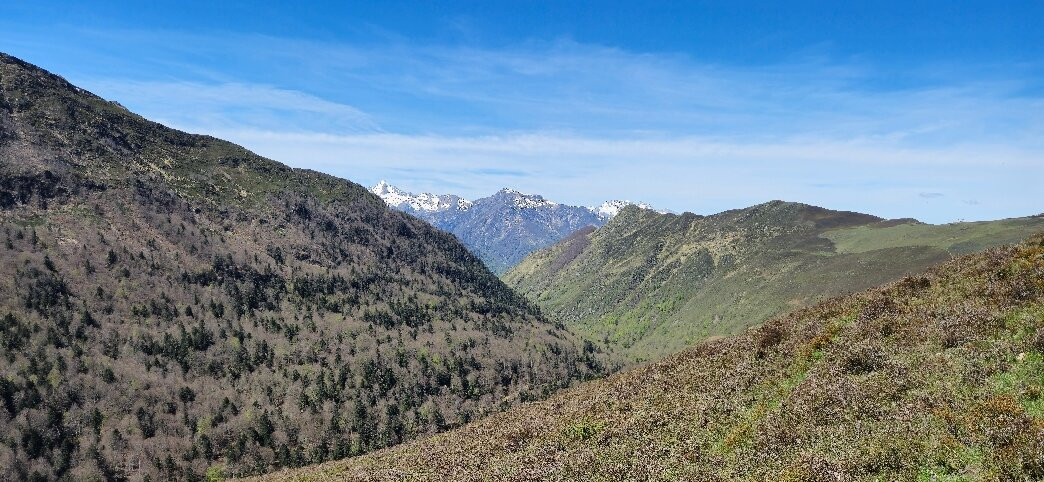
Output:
[[204, 129, 1041, 222], [85, 80, 380, 134], [467, 167, 530, 177], [38, 29, 1043, 223], [69, 31, 1044, 141]]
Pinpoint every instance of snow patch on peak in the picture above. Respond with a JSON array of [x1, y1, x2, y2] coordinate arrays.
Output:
[[496, 188, 559, 209], [370, 181, 471, 213], [590, 200, 657, 219], [371, 181, 658, 218], [514, 196, 557, 209], [372, 180, 394, 195]]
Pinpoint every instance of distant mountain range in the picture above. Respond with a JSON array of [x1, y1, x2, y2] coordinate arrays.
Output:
[[504, 201, 1044, 362], [371, 180, 658, 273]]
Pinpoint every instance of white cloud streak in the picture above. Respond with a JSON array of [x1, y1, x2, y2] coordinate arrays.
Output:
[[65, 32, 1043, 223], [199, 128, 1042, 223], [85, 80, 380, 134]]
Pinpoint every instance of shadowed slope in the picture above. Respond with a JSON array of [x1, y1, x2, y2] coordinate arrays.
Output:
[[0, 53, 604, 480]]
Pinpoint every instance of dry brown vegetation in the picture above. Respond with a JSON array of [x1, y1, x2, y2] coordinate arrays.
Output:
[[259, 234, 1044, 481]]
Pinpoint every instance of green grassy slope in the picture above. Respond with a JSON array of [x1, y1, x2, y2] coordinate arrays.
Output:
[[255, 234, 1044, 481], [824, 217, 1044, 255], [504, 203, 1044, 362]]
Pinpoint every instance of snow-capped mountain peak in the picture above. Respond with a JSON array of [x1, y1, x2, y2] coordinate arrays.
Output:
[[370, 181, 662, 273], [373, 182, 658, 219], [590, 200, 657, 219], [372, 179, 394, 194], [495, 188, 559, 209], [370, 181, 472, 213]]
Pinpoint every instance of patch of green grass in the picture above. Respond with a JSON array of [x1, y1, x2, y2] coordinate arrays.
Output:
[[62, 204, 103, 224], [917, 444, 986, 482], [560, 419, 604, 442], [12, 215, 46, 227], [714, 363, 812, 457], [206, 464, 227, 482], [917, 465, 972, 482], [990, 351, 1044, 418], [824, 218, 1044, 255]]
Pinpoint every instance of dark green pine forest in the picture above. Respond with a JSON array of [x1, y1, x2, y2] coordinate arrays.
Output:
[[0, 53, 606, 481]]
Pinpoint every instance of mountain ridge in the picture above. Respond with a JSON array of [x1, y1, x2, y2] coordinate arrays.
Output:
[[369, 181, 661, 274], [370, 180, 657, 220], [505, 199, 1044, 362], [0, 52, 604, 480]]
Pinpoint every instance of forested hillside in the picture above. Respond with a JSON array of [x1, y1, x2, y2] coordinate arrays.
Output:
[[0, 53, 604, 481], [259, 234, 1044, 481], [505, 202, 1044, 362]]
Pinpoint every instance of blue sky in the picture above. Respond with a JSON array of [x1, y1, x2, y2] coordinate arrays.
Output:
[[2, 1, 1042, 222]]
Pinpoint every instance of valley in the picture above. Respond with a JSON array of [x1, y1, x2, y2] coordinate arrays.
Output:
[[256, 232, 1044, 481], [2, 7, 1042, 478]]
